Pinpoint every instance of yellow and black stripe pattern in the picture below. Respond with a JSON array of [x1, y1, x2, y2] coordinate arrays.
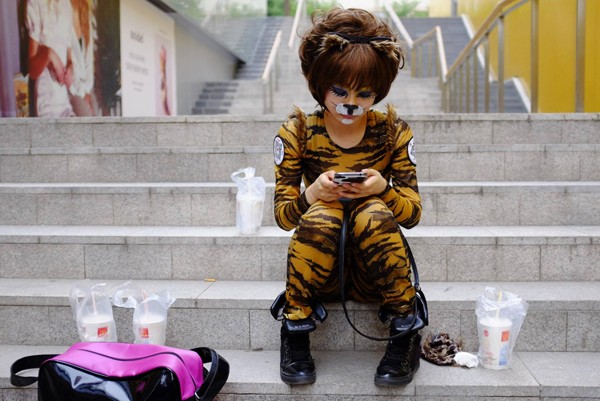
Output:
[[273, 105, 421, 321]]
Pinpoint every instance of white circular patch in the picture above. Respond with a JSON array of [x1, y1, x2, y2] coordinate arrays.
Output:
[[407, 138, 417, 165], [273, 136, 284, 165]]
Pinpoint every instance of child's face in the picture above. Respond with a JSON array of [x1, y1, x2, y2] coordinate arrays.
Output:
[[324, 85, 376, 125]]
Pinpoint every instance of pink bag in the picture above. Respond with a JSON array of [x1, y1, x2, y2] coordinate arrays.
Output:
[[11, 342, 229, 401]]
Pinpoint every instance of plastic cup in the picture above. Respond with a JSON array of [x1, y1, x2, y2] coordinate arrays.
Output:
[[81, 313, 116, 342], [236, 198, 264, 234], [134, 313, 167, 345], [478, 316, 513, 369]]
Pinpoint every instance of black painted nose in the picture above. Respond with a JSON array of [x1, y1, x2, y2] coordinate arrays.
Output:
[[344, 104, 358, 115]]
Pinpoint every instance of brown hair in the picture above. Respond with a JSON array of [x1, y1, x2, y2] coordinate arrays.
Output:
[[298, 7, 404, 108], [71, 0, 91, 48]]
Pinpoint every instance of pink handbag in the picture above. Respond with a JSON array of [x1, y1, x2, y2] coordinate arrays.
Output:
[[11, 342, 229, 401]]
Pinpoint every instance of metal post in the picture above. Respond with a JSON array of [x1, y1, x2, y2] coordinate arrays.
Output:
[[484, 35, 490, 113], [575, 0, 586, 112], [459, 64, 464, 112], [497, 14, 505, 113], [531, 0, 539, 112], [474, 45, 479, 113], [428, 40, 434, 77], [466, 52, 471, 112]]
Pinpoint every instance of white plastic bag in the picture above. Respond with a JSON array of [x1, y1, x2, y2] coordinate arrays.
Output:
[[475, 287, 528, 369], [231, 167, 266, 234], [112, 282, 175, 345], [69, 280, 118, 342]]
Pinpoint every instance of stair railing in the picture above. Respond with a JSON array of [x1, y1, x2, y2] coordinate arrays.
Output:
[[288, 0, 307, 50], [411, 26, 449, 111], [382, 2, 414, 50], [262, 30, 283, 114], [385, 0, 588, 113], [444, 0, 534, 113]]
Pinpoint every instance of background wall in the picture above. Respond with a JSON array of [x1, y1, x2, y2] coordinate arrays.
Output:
[[427, 0, 599, 112]]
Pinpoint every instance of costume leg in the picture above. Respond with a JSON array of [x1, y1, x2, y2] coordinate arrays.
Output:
[[342, 198, 422, 386], [346, 197, 416, 317], [277, 200, 343, 385], [283, 200, 344, 320]]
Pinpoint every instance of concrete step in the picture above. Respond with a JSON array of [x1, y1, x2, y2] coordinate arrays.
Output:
[[1, 115, 597, 149], [1, 143, 599, 183], [0, 278, 598, 353], [1, 345, 598, 400], [1, 225, 599, 282], [2, 182, 600, 226]]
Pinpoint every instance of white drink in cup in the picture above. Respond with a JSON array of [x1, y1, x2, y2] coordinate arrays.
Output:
[[81, 313, 116, 342], [134, 313, 167, 345], [478, 316, 513, 369], [237, 198, 264, 234]]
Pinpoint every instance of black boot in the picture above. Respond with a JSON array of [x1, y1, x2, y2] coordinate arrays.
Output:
[[280, 323, 316, 385], [374, 318, 422, 386]]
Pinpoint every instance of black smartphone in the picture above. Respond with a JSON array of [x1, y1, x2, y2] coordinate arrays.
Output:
[[333, 172, 368, 185]]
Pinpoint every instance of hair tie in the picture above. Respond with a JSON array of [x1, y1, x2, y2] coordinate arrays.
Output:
[[329, 32, 394, 44]]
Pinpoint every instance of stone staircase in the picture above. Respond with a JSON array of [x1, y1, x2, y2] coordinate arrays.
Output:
[[401, 17, 528, 113], [192, 15, 444, 116], [192, 17, 289, 115], [1, 113, 600, 400]]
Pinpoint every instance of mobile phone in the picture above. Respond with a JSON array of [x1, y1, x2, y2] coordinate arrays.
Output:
[[333, 172, 368, 185]]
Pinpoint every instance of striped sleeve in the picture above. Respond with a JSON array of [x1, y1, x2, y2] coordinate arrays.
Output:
[[380, 119, 422, 229], [273, 118, 309, 231]]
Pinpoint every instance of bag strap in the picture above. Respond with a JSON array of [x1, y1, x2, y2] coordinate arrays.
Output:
[[10, 354, 58, 387], [190, 347, 230, 401], [338, 201, 420, 342]]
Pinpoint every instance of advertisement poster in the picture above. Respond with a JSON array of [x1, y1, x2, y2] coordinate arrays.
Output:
[[0, 0, 121, 117], [2, 0, 175, 118], [120, 0, 176, 116]]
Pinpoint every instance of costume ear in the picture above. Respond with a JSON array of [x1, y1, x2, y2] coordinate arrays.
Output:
[[318, 33, 349, 54], [370, 40, 403, 64]]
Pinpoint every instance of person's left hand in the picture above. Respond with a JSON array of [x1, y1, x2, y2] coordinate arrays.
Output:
[[336, 168, 388, 199]]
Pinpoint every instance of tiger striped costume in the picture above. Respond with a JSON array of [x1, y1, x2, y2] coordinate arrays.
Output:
[[273, 104, 422, 322]]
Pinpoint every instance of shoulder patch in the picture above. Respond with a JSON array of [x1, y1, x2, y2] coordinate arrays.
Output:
[[273, 136, 285, 165], [407, 138, 417, 165]]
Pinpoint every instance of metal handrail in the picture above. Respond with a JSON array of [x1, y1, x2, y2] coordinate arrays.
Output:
[[383, 1, 414, 49], [445, 0, 534, 113], [288, 0, 306, 49], [262, 30, 283, 114], [411, 26, 448, 81], [386, 0, 587, 113], [446, 0, 526, 77], [411, 26, 449, 110]]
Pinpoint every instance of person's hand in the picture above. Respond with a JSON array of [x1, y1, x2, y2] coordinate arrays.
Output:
[[63, 60, 74, 88], [335, 168, 388, 199], [305, 170, 345, 204], [46, 48, 66, 85]]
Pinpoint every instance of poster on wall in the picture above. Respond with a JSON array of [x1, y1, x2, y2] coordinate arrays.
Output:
[[0, 0, 121, 117], [120, 0, 176, 116]]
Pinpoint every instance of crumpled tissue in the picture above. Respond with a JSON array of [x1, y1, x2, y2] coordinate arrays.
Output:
[[453, 351, 479, 368]]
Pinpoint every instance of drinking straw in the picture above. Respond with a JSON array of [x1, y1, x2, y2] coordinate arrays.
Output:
[[92, 290, 98, 315], [142, 290, 149, 315], [496, 291, 502, 319]]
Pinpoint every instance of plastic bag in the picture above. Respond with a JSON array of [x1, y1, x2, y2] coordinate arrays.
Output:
[[475, 287, 528, 369], [231, 167, 266, 234], [69, 280, 118, 342], [112, 282, 175, 345]]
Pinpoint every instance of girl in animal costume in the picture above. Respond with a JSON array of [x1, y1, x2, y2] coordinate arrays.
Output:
[[272, 7, 424, 386]]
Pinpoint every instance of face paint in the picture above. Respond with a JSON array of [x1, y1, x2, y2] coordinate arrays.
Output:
[[335, 103, 364, 124], [325, 85, 375, 125]]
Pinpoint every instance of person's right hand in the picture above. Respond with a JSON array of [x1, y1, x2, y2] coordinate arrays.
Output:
[[46, 48, 66, 85], [305, 170, 344, 204]]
